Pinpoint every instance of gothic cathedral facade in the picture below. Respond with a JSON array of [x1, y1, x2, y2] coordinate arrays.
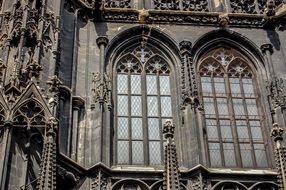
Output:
[[0, 0, 286, 190]]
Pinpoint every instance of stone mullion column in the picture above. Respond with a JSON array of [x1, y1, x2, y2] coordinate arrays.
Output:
[[95, 36, 109, 164], [0, 122, 12, 190], [71, 96, 84, 161]]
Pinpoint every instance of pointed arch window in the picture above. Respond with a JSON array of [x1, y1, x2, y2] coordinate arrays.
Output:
[[199, 47, 269, 168], [115, 45, 173, 165]]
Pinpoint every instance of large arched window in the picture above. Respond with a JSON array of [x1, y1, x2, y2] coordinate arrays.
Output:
[[198, 47, 269, 168], [115, 45, 173, 165]]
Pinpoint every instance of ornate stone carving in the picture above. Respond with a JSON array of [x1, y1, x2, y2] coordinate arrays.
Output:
[[182, 0, 208, 11], [267, 78, 286, 110], [104, 0, 131, 8], [91, 72, 112, 108], [91, 171, 108, 190], [271, 123, 286, 190], [163, 121, 181, 190], [37, 117, 58, 190], [230, 0, 257, 14], [154, 0, 180, 10], [190, 173, 208, 190]]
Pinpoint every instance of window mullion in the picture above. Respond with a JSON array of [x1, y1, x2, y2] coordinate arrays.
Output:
[[225, 74, 241, 167], [211, 73, 225, 167], [128, 71, 133, 165], [142, 70, 149, 165]]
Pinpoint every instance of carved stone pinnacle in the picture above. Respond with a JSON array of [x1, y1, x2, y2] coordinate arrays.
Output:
[[163, 120, 175, 139], [271, 123, 284, 142]]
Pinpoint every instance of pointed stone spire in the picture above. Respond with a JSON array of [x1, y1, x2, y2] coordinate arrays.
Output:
[[163, 120, 181, 190], [271, 123, 286, 190], [37, 117, 58, 190]]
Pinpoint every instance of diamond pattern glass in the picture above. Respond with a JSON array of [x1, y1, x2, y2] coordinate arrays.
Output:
[[118, 141, 129, 164], [250, 121, 263, 142], [240, 143, 253, 167], [131, 75, 141, 94], [203, 97, 216, 116], [201, 77, 212, 96], [236, 120, 249, 142], [117, 95, 128, 116], [117, 74, 128, 94], [242, 78, 254, 97], [132, 141, 144, 164], [232, 99, 245, 117], [131, 118, 143, 139], [254, 144, 268, 167], [118, 117, 128, 139], [206, 119, 218, 140], [217, 98, 228, 116], [160, 76, 171, 95], [229, 78, 241, 97], [214, 77, 226, 95], [223, 143, 236, 167], [161, 96, 172, 117], [147, 96, 158, 116], [131, 96, 142, 116], [209, 143, 222, 167], [147, 75, 157, 94], [220, 120, 232, 141], [149, 141, 161, 165], [246, 99, 258, 116], [148, 118, 160, 140]]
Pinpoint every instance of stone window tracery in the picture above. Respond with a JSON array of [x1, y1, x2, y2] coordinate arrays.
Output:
[[199, 47, 269, 168], [115, 45, 173, 165]]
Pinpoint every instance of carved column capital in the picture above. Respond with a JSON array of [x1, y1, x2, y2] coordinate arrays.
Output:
[[96, 36, 109, 47], [179, 40, 192, 55], [72, 96, 85, 110], [260, 43, 273, 54]]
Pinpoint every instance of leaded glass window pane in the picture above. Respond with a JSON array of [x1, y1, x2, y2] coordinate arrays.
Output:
[[131, 75, 141, 94], [223, 143, 236, 167], [149, 141, 161, 165], [161, 97, 172, 117], [118, 141, 129, 164], [147, 75, 157, 94], [240, 143, 253, 167], [117, 74, 128, 94], [220, 120, 232, 141], [132, 141, 144, 164], [229, 78, 241, 97], [131, 96, 142, 116], [203, 97, 216, 116], [118, 117, 128, 139], [118, 95, 128, 116], [131, 118, 143, 139], [206, 119, 218, 140], [160, 76, 171, 95], [209, 143, 222, 167], [148, 118, 160, 140], [246, 99, 258, 117], [250, 121, 263, 142], [201, 77, 212, 96], [242, 78, 254, 97], [217, 98, 228, 116], [236, 120, 249, 142], [147, 96, 158, 116], [254, 144, 268, 167], [214, 77, 226, 95], [232, 99, 245, 117]]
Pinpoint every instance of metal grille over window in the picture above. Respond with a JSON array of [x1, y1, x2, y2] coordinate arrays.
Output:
[[116, 46, 172, 165], [199, 47, 268, 168]]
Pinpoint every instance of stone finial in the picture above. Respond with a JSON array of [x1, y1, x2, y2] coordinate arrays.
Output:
[[163, 120, 175, 139], [47, 75, 62, 93], [265, 0, 276, 16], [271, 123, 284, 142], [260, 43, 273, 54]]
